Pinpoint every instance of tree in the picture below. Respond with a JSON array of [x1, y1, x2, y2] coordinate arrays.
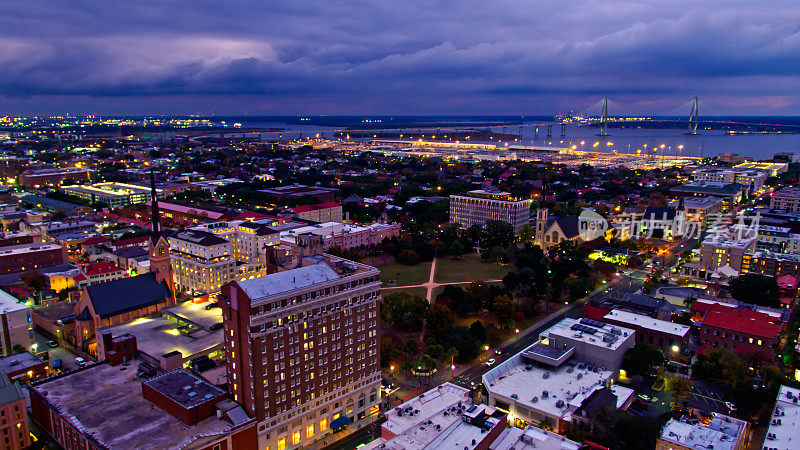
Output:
[[483, 220, 515, 248], [381, 292, 429, 330], [425, 304, 455, 335], [621, 344, 665, 378], [403, 338, 418, 355], [12, 344, 26, 354], [469, 320, 487, 343], [492, 295, 515, 326], [396, 249, 421, 265], [518, 223, 534, 243], [448, 240, 465, 258], [665, 376, 693, 404], [21, 271, 48, 294], [729, 274, 780, 307], [427, 344, 445, 360], [380, 338, 399, 367]]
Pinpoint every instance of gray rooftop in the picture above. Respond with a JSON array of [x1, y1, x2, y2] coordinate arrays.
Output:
[[238, 262, 341, 300]]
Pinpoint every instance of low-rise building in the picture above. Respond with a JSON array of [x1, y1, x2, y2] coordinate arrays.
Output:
[[489, 425, 581, 450], [0, 288, 32, 356], [75, 261, 126, 288], [670, 182, 744, 212], [657, 413, 748, 450], [0, 373, 29, 449], [741, 251, 800, 277], [283, 201, 343, 222], [699, 234, 756, 273], [169, 229, 235, 295], [62, 182, 164, 207], [27, 363, 257, 449], [280, 221, 401, 251], [698, 303, 781, 361], [771, 187, 800, 213], [0, 351, 49, 383], [0, 242, 69, 275], [482, 318, 635, 432], [682, 196, 723, 223], [602, 310, 690, 359], [19, 167, 92, 188], [763, 385, 800, 449]]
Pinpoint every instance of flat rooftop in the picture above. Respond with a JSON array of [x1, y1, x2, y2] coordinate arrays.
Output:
[[764, 385, 800, 449], [381, 383, 472, 449], [0, 352, 45, 375], [143, 369, 225, 409], [28, 363, 236, 449], [0, 288, 29, 314], [660, 413, 747, 450], [683, 196, 723, 207], [604, 310, 690, 338], [483, 354, 613, 420], [163, 300, 223, 330], [425, 405, 505, 450], [0, 242, 63, 256], [99, 315, 223, 364], [545, 317, 634, 352], [773, 187, 800, 199], [490, 426, 580, 450]]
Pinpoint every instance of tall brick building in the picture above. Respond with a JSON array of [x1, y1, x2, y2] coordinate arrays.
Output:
[[219, 256, 381, 449]]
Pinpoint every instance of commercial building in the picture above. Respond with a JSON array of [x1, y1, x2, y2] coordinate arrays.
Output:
[[372, 383, 507, 450], [19, 167, 92, 188], [771, 187, 800, 213], [741, 252, 800, 277], [482, 318, 635, 432], [670, 182, 744, 212], [699, 233, 756, 273], [219, 256, 382, 449], [169, 229, 235, 295], [0, 289, 32, 356], [0, 373, 28, 449], [733, 161, 788, 177], [259, 184, 340, 204], [698, 303, 781, 361], [280, 221, 401, 251], [657, 413, 748, 450], [490, 425, 581, 450], [62, 182, 164, 207], [283, 202, 343, 223], [763, 385, 800, 449], [602, 310, 690, 358], [450, 189, 531, 235], [0, 242, 68, 275], [0, 351, 49, 383], [27, 363, 257, 449], [682, 197, 723, 223]]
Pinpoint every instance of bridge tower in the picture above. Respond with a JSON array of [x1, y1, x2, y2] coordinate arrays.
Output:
[[688, 96, 699, 135], [598, 96, 609, 136]]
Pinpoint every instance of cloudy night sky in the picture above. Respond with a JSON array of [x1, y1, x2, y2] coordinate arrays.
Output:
[[1, 0, 799, 116]]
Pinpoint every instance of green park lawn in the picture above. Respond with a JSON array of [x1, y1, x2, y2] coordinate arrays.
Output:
[[381, 286, 428, 299], [434, 254, 509, 284], [378, 260, 432, 287]]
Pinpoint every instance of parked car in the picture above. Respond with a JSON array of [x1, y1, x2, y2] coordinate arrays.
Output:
[[74, 357, 87, 367], [204, 302, 220, 310], [47, 340, 58, 348], [637, 393, 658, 402], [725, 402, 737, 411]]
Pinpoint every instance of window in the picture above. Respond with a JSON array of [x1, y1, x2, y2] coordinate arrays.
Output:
[[277, 437, 287, 450], [320, 418, 328, 430], [306, 424, 315, 438], [292, 430, 301, 445]]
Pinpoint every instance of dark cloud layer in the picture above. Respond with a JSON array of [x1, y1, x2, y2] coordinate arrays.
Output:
[[1, 0, 799, 115]]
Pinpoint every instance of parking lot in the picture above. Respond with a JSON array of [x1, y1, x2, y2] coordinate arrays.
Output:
[[33, 331, 83, 372]]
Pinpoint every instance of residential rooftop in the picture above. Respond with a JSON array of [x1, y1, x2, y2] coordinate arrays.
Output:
[[0, 352, 45, 376]]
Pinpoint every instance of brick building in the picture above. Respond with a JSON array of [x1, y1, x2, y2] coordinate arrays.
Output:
[[19, 167, 92, 188], [282, 201, 343, 223], [219, 256, 382, 449], [0, 373, 29, 449], [698, 304, 781, 361], [602, 309, 690, 359], [0, 242, 68, 275], [27, 363, 257, 449], [259, 184, 340, 204]]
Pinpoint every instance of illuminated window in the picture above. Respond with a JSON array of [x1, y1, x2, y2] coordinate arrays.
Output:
[[306, 424, 315, 438], [320, 418, 328, 430], [277, 437, 287, 450], [292, 430, 301, 445]]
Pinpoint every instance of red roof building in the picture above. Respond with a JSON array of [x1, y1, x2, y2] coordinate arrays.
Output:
[[78, 261, 126, 287], [698, 304, 781, 361], [581, 304, 612, 322]]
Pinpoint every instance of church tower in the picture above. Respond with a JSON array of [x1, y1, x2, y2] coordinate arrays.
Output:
[[147, 169, 175, 302], [534, 176, 549, 248]]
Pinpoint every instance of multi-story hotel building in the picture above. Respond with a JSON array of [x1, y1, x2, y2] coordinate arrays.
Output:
[[0, 289, 33, 356], [219, 256, 382, 450], [450, 189, 531, 235], [169, 229, 236, 295]]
